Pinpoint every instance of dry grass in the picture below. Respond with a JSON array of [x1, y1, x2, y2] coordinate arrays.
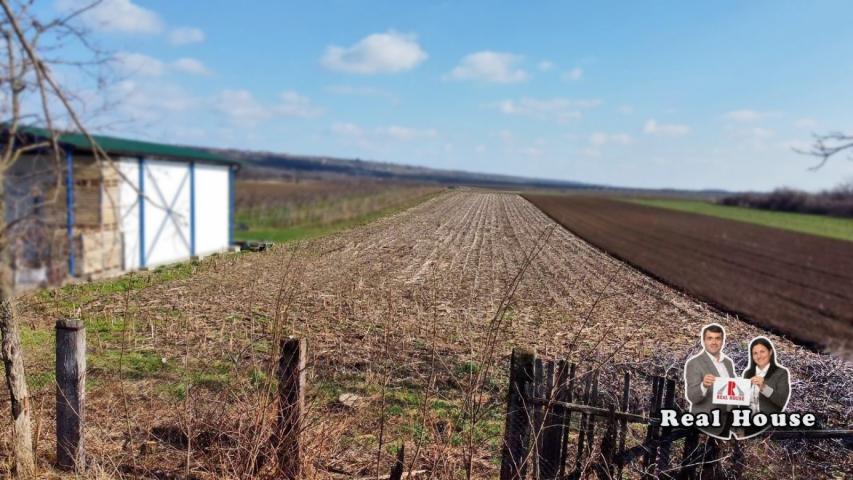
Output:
[[3, 190, 850, 478], [236, 179, 441, 229]]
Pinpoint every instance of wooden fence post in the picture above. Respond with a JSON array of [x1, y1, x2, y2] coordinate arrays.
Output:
[[596, 402, 617, 479], [678, 428, 700, 480], [276, 337, 305, 479], [642, 375, 663, 478], [56, 319, 86, 471], [731, 439, 744, 479], [572, 372, 594, 479], [531, 358, 545, 479], [558, 363, 576, 480], [389, 443, 405, 480], [656, 378, 676, 478], [0, 301, 35, 479], [616, 371, 631, 478], [584, 370, 599, 454], [698, 437, 720, 480], [539, 360, 566, 479], [500, 348, 535, 480]]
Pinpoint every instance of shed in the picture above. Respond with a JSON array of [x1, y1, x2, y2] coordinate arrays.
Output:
[[3, 127, 240, 288]]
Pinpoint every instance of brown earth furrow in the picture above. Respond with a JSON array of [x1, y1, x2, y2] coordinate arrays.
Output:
[[524, 194, 853, 354], [565, 205, 850, 321], [571, 201, 853, 301]]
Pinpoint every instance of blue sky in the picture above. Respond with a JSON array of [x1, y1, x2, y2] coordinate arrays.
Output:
[[41, 0, 853, 191]]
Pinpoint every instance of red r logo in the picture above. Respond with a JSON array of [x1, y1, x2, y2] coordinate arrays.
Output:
[[727, 381, 736, 396]]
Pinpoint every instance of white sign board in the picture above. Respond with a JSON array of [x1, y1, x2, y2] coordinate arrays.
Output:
[[712, 378, 752, 406]]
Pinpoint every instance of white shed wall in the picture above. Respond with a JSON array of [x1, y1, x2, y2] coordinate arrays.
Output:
[[143, 160, 191, 266], [194, 164, 230, 255], [118, 159, 140, 269], [119, 158, 230, 270]]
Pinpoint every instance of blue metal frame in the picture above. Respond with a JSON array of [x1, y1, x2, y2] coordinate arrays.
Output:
[[138, 157, 146, 268], [229, 166, 235, 246], [65, 148, 75, 277], [189, 162, 196, 256]]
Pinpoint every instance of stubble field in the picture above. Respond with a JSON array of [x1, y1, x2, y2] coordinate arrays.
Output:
[[13, 191, 851, 478]]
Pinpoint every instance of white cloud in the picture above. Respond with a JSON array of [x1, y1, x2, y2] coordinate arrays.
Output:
[[330, 122, 437, 144], [375, 125, 437, 141], [495, 97, 601, 122], [748, 127, 775, 139], [325, 85, 398, 104], [116, 52, 165, 76], [109, 80, 198, 122], [118, 53, 213, 77], [330, 122, 365, 137], [723, 109, 768, 122], [213, 89, 324, 125], [446, 51, 528, 83], [521, 146, 544, 157], [730, 127, 776, 151], [172, 58, 212, 76], [562, 67, 583, 81], [793, 117, 817, 129], [58, 0, 163, 34], [214, 89, 271, 125], [580, 147, 601, 158], [612, 134, 633, 144], [169, 27, 206, 45], [643, 119, 691, 136], [779, 139, 811, 151], [275, 91, 324, 118], [589, 132, 608, 145], [590, 132, 632, 146], [321, 31, 427, 74], [538, 60, 555, 72]]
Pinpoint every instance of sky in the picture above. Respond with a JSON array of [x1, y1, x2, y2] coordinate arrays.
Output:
[[34, 0, 853, 191]]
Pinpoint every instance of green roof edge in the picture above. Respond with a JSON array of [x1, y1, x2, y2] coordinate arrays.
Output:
[[12, 125, 240, 166]]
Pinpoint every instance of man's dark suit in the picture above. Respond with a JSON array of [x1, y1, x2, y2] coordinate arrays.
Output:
[[684, 351, 735, 438]]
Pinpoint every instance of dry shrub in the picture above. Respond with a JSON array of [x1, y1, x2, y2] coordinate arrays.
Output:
[[719, 180, 853, 217]]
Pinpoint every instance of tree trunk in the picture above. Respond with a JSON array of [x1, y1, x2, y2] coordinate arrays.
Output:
[[0, 181, 36, 479]]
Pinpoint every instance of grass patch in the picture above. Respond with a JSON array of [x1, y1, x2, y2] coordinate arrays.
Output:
[[28, 371, 56, 392], [35, 262, 198, 316], [625, 198, 853, 242], [90, 350, 167, 380], [236, 189, 444, 244]]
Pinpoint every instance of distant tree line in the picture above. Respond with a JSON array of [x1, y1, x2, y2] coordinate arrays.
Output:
[[719, 181, 853, 218]]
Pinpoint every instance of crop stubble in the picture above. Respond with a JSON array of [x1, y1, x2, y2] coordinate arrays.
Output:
[[21, 191, 851, 478]]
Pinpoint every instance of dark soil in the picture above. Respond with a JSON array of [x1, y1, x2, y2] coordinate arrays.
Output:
[[524, 194, 853, 354]]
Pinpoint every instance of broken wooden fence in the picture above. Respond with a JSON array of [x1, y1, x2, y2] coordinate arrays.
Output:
[[500, 348, 853, 480]]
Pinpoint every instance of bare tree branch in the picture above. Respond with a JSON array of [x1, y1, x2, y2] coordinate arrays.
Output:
[[795, 132, 853, 171]]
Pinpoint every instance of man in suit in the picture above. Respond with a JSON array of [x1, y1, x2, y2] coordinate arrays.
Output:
[[683, 323, 736, 438]]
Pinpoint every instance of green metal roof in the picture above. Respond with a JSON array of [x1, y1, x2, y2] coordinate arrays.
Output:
[[14, 125, 238, 166]]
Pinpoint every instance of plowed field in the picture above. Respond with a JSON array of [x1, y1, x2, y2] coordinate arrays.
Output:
[[20, 191, 851, 478], [524, 194, 853, 353]]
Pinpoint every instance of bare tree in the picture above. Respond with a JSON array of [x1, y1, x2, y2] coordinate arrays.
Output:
[[799, 132, 853, 171], [0, 1, 111, 476]]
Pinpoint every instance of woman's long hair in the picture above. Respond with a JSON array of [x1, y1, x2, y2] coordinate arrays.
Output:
[[743, 336, 779, 379]]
